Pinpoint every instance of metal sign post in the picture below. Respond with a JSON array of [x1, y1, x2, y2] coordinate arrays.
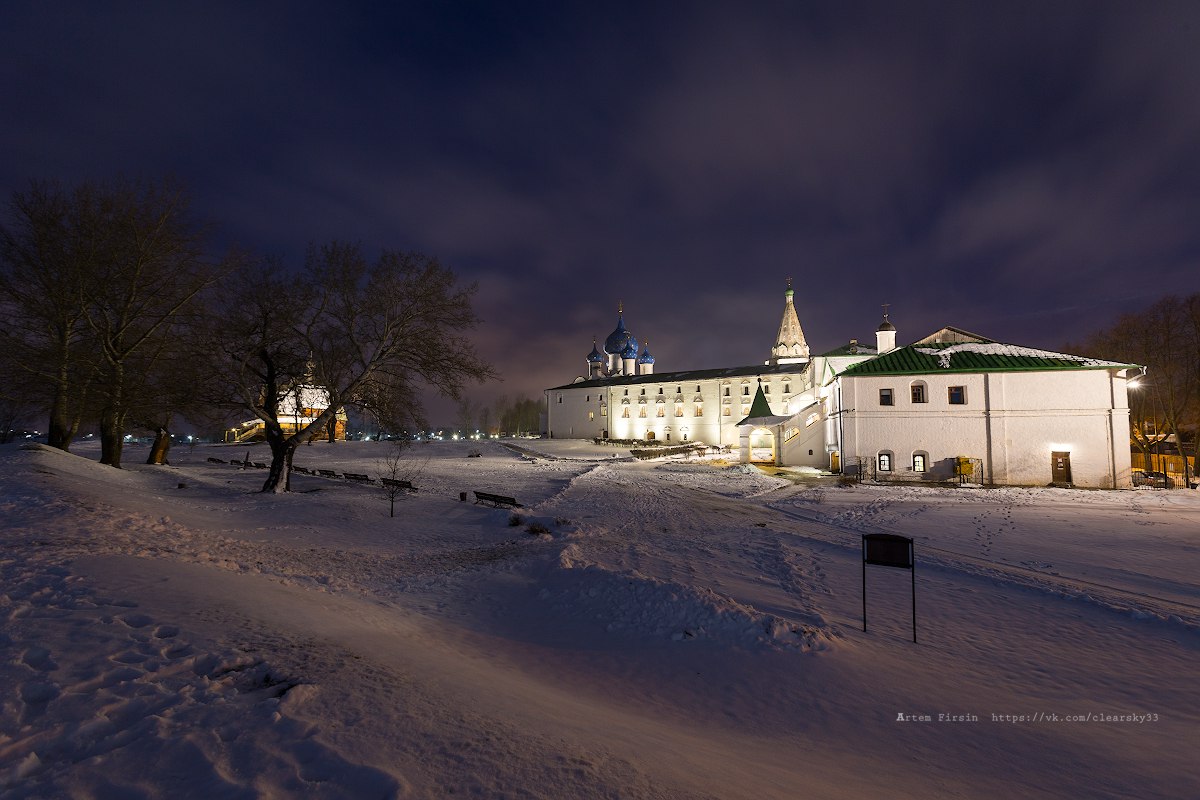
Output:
[[862, 533, 917, 643]]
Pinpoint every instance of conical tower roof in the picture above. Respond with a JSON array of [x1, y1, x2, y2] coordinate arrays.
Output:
[[770, 279, 809, 364]]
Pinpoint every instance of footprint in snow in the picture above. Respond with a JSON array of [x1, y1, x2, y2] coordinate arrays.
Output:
[[21, 646, 58, 672]]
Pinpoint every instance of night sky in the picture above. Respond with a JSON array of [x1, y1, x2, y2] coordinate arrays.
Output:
[[4, 2, 1199, 422]]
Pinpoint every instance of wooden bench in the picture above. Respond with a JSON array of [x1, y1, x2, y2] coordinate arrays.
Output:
[[207, 457, 225, 464], [317, 469, 340, 479], [381, 478, 417, 492], [343, 472, 373, 483], [473, 491, 522, 508]]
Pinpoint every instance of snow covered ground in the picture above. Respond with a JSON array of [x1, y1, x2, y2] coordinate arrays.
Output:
[[2, 438, 1197, 799]]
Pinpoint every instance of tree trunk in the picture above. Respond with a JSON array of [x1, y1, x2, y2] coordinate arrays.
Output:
[[48, 388, 74, 451], [147, 427, 171, 465], [327, 417, 337, 443], [261, 425, 296, 493], [99, 406, 126, 467]]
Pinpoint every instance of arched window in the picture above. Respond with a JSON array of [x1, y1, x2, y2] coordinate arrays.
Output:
[[878, 451, 893, 472], [912, 451, 928, 472]]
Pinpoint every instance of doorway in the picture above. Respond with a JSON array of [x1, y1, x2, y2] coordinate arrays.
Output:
[[749, 427, 775, 463], [1051, 451, 1072, 484]]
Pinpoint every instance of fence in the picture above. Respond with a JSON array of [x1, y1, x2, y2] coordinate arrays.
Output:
[[1131, 452, 1196, 489]]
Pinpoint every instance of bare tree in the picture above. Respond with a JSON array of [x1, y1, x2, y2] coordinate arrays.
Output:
[[203, 243, 495, 492], [0, 181, 103, 450], [377, 440, 426, 518]]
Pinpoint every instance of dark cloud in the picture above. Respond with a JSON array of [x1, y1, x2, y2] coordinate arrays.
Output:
[[3, 1, 1199, 422]]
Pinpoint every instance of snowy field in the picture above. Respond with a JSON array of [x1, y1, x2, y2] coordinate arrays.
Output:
[[1, 438, 1197, 799]]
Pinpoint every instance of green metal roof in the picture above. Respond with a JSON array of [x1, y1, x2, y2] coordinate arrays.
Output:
[[838, 341, 1139, 376]]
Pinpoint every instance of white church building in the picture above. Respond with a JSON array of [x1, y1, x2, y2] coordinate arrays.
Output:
[[545, 284, 1140, 489]]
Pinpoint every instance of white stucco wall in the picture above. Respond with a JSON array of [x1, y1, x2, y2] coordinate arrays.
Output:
[[839, 369, 1132, 488]]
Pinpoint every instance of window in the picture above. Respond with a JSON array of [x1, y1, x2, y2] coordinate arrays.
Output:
[[694, 405, 703, 417], [743, 386, 750, 396], [588, 411, 594, 421], [910, 382, 927, 403], [948, 386, 966, 405], [741, 404, 750, 415], [674, 404, 683, 417], [639, 406, 647, 418], [878, 452, 893, 471], [724, 387, 731, 397], [586, 395, 590, 402], [557, 394, 562, 404], [658, 387, 664, 394], [695, 385, 701, 393], [623, 389, 628, 396], [879, 388, 894, 406], [784, 383, 791, 393], [676, 386, 681, 393], [640, 388, 645, 395], [622, 407, 630, 418], [600, 406, 607, 417], [913, 452, 927, 472], [656, 406, 665, 417], [723, 406, 731, 416]]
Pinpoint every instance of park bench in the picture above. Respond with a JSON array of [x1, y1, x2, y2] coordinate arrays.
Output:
[[473, 490, 522, 508], [343, 472, 373, 483], [317, 469, 340, 479], [381, 478, 417, 492], [207, 457, 225, 464]]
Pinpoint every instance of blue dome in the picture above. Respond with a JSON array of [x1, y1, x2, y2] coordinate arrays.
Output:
[[604, 314, 638, 356], [637, 345, 655, 365], [586, 342, 604, 363], [621, 342, 638, 359]]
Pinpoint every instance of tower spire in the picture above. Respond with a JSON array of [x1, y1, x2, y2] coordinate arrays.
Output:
[[769, 279, 809, 365]]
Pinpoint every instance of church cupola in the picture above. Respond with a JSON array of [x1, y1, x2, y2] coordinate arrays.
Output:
[[586, 339, 605, 378], [637, 342, 655, 375], [876, 305, 897, 354], [621, 341, 638, 376], [768, 279, 810, 365], [604, 301, 638, 374]]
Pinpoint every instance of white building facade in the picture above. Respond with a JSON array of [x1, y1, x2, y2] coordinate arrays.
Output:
[[545, 290, 1139, 488]]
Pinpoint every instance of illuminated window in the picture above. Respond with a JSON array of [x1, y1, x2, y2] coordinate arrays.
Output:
[[741, 404, 750, 415], [639, 406, 647, 418], [878, 452, 893, 471], [588, 411, 594, 421], [694, 405, 703, 417], [880, 388, 894, 406], [600, 405, 607, 417], [948, 386, 966, 405], [622, 407, 630, 418], [723, 407, 731, 416], [910, 382, 927, 404], [913, 452, 927, 472], [657, 406, 665, 417], [675, 404, 683, 417]]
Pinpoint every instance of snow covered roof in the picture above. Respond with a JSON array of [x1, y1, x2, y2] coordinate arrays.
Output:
[[547, 362, 804, 391], [839, 341, 1140, 376]]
